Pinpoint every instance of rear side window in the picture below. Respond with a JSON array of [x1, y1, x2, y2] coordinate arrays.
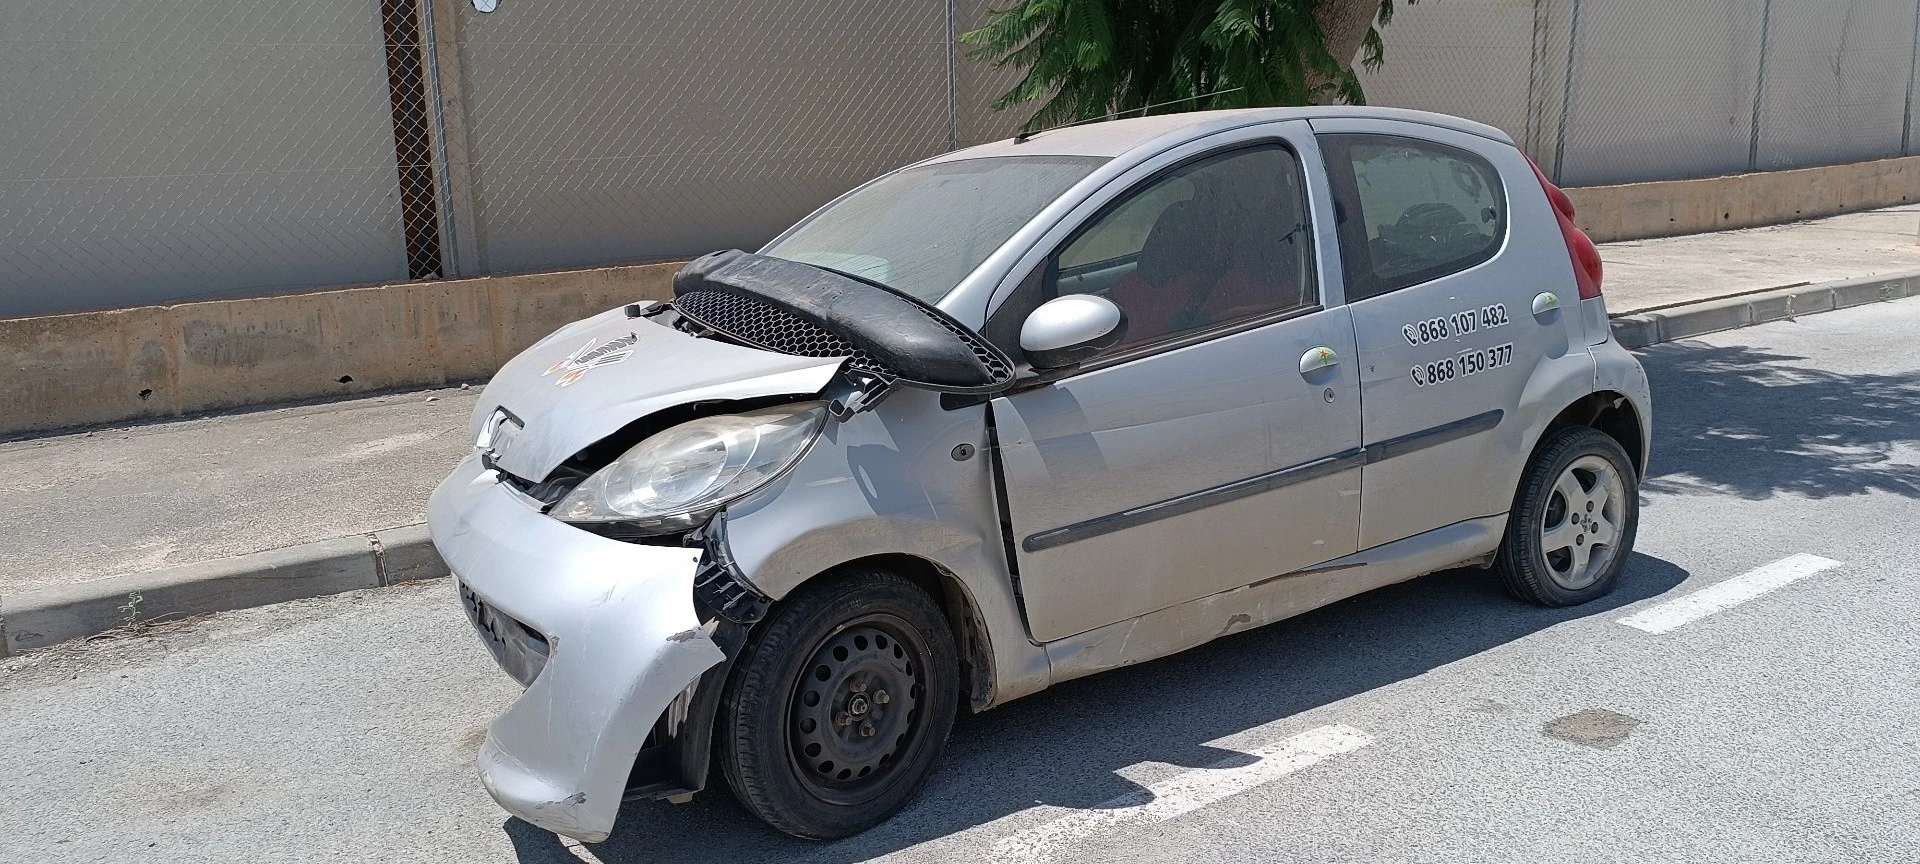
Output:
[[1320, 133, 1506, 302]]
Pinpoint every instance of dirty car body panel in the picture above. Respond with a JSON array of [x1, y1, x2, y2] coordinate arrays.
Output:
[[430, 455, 724, 841], [470, 303, 844, 483], [984, 119, 1366, 643], [426, 106, 1650, 842]]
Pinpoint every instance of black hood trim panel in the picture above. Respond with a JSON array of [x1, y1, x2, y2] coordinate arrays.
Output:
[[671, 250, 1014, 394]]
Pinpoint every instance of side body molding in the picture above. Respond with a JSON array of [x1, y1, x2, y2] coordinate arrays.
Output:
[[1024, 410, 1502, 553]]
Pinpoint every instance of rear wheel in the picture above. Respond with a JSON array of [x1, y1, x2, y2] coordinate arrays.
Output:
[[1497, 426, 1638, 606], [717, 568, 959, 839]]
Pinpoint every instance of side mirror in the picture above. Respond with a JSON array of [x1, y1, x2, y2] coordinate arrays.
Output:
[[1019, 294, 1128, 371]]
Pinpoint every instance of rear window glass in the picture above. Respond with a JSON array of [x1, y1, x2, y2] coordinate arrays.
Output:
[[1319, 133, 1506, 302]]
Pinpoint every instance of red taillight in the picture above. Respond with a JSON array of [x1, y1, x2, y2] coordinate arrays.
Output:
[[1527, 156, 1602, 300]]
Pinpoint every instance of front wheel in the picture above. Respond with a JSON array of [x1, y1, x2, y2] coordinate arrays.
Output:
[[716, 567, 959, 839], [1496, 426, 1638, 606]]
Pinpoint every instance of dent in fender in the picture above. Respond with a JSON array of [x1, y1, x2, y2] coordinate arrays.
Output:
[[721, 389, 1055, 709]]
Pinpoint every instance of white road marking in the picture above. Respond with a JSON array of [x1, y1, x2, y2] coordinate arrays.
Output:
[[981, 724, 1372, 864], [558, 837, 603, 863], [1617, 553, 1843, 634]]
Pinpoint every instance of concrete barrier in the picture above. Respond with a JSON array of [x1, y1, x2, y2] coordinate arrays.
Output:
[[3, 261, 680, 437], [1567, 155, 1920, 243]]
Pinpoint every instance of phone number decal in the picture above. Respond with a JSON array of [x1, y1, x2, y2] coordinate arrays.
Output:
[[1401, 304, 1510, 346], [1411, 343, 1515, 387]]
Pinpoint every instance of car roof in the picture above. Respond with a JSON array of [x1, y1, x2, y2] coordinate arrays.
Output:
[[920, 106, 1513, 164]]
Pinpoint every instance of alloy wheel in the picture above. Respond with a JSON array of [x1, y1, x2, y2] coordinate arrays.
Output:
[[1539, 454, 1627, 591]]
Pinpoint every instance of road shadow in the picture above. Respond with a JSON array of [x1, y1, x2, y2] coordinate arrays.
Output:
[[503, 552, 1687, 864], [1638, 340, 1920, 500]]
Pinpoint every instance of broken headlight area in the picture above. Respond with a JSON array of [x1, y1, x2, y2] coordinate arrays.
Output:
[[497, 402, 826, 539]]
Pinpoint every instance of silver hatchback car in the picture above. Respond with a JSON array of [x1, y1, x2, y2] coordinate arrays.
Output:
[[428, 106, 1651, 842]]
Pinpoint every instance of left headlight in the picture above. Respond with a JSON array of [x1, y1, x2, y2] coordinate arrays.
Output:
[[552, 402, 826, 529]]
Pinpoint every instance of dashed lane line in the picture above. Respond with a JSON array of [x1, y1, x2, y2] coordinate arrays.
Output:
[[1617, 553, 1844, 635], [979, 723, 1373, 864]]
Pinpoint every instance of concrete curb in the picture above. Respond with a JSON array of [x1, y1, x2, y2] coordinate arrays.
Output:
[[0, 523, 445, 656], [4, 271, 1916, 656], [1609, 269, 1920, 349]]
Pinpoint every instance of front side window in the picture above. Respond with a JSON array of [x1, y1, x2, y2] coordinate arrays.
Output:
[[764, 155, 1107, 305], [1320, 133, 1506, 302], [991, 144, 1315, 354]]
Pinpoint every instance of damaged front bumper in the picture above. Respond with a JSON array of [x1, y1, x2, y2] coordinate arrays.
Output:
[[427, 454, 730, 842]]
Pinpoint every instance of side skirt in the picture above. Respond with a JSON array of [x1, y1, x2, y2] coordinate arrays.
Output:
[[1041, 514, 1508, 685]]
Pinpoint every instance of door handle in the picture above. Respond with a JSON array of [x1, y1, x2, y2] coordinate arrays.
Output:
[[1300, 346, 1339, 375]]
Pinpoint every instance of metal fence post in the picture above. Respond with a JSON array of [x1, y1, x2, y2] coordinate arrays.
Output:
[[1904, 0, 1920, 156], [423, 0, 482, 276], [946, 0, 959, 151], [1523, 0, 1553, 165], [419, 0, 459, 277], [1552, 0, 1582, 185], [1748, 0, 1774, 171]]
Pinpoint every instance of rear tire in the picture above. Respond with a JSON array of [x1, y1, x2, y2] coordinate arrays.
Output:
[[1497, 426, 1638, 607], [716, 567, 959, 840]]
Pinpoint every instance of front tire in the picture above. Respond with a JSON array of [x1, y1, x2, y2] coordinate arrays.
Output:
[[1497, 426, 1638, 606], [716, 567, 959, 839]]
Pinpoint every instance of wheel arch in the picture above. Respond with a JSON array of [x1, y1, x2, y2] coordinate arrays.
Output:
[[782, 553, 999, 714], [1536, 390, 1647, 477]]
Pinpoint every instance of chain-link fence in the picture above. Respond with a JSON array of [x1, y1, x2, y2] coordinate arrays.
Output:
[[442, 0, 949, 276], [2, 0, 416, 317], [8, 0, 1920, 317], [1362, 0, 1920, 186]]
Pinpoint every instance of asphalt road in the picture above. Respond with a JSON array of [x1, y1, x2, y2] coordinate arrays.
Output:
[[4, 297, 1918, 863]]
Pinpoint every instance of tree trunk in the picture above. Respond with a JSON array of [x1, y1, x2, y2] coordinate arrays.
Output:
[[1308, 0, 1384, 104]]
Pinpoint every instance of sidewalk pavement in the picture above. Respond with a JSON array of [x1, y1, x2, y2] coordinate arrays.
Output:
[[4, 205, 1919, 653], [1602, 204, 1920, 314]]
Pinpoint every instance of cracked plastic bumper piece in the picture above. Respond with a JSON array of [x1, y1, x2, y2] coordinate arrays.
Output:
[[428, 454, 726, 842]]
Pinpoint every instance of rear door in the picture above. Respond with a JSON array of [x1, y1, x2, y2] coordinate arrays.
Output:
[[1312, 121, 1586, 549], [984, 126, 1364, 643]]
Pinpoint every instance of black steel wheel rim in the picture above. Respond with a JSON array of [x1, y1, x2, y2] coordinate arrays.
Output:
[[785, 613, 928, 805]]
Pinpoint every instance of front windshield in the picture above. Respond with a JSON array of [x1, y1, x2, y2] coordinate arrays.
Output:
[[764, 155, 1108, 304]]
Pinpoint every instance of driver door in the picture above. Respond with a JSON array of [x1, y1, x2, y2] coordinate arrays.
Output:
[[987, 135, 1364, 643]]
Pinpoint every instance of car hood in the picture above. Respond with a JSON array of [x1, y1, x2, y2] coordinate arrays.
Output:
[[469, 304, 844, 482]]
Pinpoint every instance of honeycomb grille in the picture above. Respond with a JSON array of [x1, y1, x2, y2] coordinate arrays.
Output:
[[674, 289, 888, 377], [919, 301, 1014, 381], [672, 288, 1012, 386]]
